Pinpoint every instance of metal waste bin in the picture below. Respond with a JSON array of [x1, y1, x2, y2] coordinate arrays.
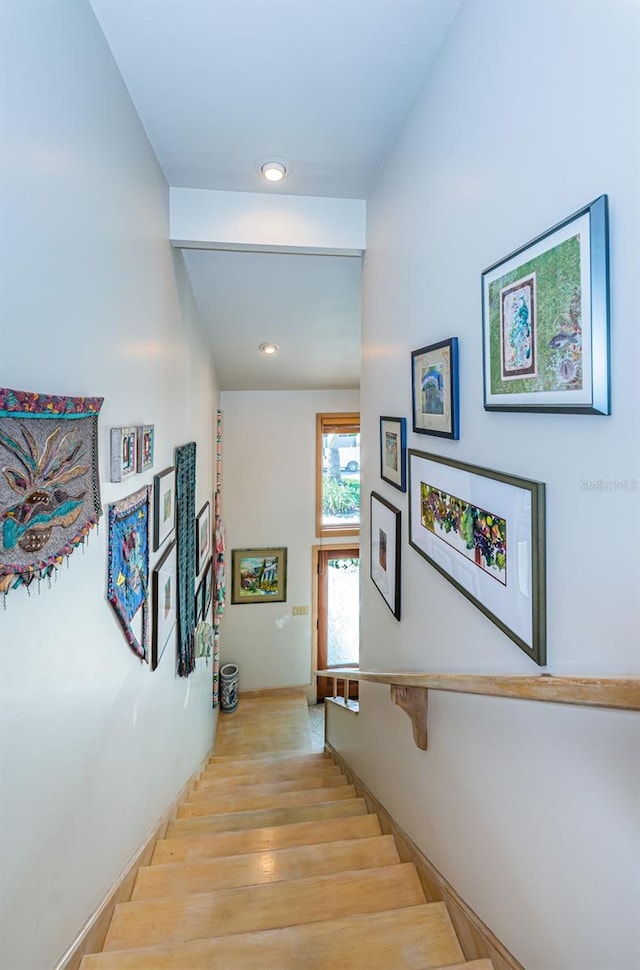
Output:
[[220, 662, 239, 713]]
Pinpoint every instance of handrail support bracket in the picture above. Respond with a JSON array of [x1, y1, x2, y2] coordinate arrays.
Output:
[[391, 685, 428, 750]]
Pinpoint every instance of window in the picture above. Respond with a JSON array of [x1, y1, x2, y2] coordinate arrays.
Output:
[[316, 413, 360, 537]]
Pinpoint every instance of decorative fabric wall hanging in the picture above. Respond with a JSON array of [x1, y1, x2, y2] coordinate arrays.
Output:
[[175, 441, 197, 677], [212, 409, 226, 707], [0, 386, 103, 599], [107, 486, 151, 661]]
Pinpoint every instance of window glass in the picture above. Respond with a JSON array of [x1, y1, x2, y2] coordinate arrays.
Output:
[[316, 414, 360, 536]]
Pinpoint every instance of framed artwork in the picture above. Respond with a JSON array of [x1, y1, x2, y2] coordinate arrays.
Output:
[[107, 486, 151, 661], [153, 466, 175, 551], [370, 491, 401, 620], [379, 416, 406, 492], [137, 425, 155, 472], [408, 449, 546, 665], [196, 500, 211, 574], [110, 426, 137, 482], [151, 538, 177, 670], [482, 194, 610, 413], [411, 338, 460, 439], [203, 555, 213, 619], [231, 547, 287, 604], [195, 620, 213, 660], [194, 572, 205, 624]]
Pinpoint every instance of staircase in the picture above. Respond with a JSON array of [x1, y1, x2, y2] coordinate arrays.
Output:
[[78, 696, 494, 970]]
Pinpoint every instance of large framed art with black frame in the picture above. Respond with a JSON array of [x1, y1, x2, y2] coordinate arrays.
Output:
[[408, 449, 546, 665], [482, 194, 610, 414]]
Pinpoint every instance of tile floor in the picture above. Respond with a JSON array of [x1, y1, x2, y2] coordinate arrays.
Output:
[[307, 703, 325, 750]]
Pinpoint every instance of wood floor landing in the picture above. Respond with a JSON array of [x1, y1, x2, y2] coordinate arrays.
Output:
[[211, 691, 313, 757]]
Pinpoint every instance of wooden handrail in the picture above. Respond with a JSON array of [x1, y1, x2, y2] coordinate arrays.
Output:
[[316, 668, 639, 750], [316, 668, 640, 712]]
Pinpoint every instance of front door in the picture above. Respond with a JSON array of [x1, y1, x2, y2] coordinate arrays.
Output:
[[316, 546, 359, 702]]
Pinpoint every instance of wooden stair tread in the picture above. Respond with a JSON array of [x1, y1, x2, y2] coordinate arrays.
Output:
[[81, 903, 465, 969], [152, 813, 382, 864], [178, 783, 356, 817], [194, 768, 344, 794], [103, 863, 425, 951], [208, 750, 329, 767], [166, 796, 367, 837], [133, 835, 400, 899]]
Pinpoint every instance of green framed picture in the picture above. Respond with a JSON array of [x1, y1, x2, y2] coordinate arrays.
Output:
[[482, 195, 609, 414], [231, 547, 287, 604]]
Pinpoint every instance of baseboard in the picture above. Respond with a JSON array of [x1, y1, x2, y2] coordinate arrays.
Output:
[[326, 742, 524, 970], [54, 746, 213, 970]]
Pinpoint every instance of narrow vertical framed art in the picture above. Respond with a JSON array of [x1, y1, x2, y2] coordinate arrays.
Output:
[[379, 416, 406, 491]]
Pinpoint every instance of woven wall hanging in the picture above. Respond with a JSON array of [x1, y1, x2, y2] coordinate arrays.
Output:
[[0, 386, 103, 599], [175, 441, 196, 677], [107, 486, 151, 661]]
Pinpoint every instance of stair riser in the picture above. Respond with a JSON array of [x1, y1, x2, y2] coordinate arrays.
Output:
[[133, 835, 400, 899], [79, 904, 469, 970], [178, 784, 356, 818], [195, 768, 343, 793], [152, 813, 382, 865], [104, 865, 425, 951], [166, 798, 367, 838]]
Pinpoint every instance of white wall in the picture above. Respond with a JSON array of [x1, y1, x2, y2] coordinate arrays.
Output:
[[220, 390, 359, 699], [0, 3, 219, 968], [337, 1, 640, 968]]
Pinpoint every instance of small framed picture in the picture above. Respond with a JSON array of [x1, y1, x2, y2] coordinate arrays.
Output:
[[153, 466, 175, 551], [110, 427, 138, 482], [151, 538, 177, 670], [482, 195, 610, 413], [411, 338, 460, 439], [196, 501, 211, 574], [379, 416, 406, 491], [203, 556, 213, 620], [194, 573, 205, 624], [370, 491, 401, 620], [231, 547, 287, 605], [137, 425, 155, 472]]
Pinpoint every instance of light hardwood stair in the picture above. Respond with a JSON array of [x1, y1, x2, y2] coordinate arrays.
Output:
[[79, 700, 494, 970]]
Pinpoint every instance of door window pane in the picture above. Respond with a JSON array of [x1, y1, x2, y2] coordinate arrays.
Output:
[[326, 557, 359, 667]]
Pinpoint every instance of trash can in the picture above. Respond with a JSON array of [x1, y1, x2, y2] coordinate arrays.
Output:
[[220, 663, 239, 713]]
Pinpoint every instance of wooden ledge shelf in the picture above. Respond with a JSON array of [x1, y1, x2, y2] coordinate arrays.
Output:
[[316, 667, 640, 753]]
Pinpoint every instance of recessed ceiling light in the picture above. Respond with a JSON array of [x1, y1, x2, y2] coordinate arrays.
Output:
[[258, 157, 289, 183], [259, 342, 279, 355]]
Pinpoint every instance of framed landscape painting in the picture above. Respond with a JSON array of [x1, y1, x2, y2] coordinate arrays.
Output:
[[408, 449, 546, 665], [370, 491, 401, 620], [482, 194, 610, 413], [379, 416, 406, 492], [231, 547, 287, 605], [411, 338, 459, 439]]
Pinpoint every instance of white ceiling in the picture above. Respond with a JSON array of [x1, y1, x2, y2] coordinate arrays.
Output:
[[90, 0, 460, 389]]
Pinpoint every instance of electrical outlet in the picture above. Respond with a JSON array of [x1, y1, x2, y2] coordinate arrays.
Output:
[[292, 605, 309, 616]]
